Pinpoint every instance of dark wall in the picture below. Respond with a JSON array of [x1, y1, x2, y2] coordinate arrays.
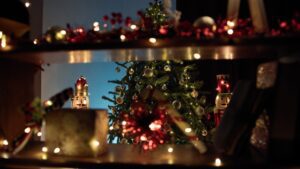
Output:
[[177, 0, 300, 27]]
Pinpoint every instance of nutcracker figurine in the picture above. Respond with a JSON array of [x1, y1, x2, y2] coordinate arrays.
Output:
[[71, 76, 90, 109], [214, 74, 232, 127]]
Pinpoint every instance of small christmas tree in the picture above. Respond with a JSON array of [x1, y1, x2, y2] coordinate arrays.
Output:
[[103, 61, 214, 148]]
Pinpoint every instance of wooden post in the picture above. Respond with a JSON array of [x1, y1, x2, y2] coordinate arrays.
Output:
[[248, 0, 269, 33]]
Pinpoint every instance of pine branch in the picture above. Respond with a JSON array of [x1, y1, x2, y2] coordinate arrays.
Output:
[[102, 96, 115, 103], [109, 91, 119, 95], [115, 62, 128, 69], [108, 80, 125, 84]]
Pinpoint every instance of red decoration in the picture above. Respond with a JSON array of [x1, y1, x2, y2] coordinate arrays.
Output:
[[214, 75, 231, 127], [76, 76, 87, 87], [39, 11, 300, 44], [121, 101, 169, 151]]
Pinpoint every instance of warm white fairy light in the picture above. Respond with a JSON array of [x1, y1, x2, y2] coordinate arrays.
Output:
[[227, 20, 235, 28], [149, 37, 157, 44], [193, 53, 201, 59], [42, 146, 48, 153], [33, 39, 38, 45], [121, 120, 127, 126], [184, 128, 192, 133], [120, 34, 126, 41], [109, 126, 114, 130], [214, 158, 222, 167], [44, 100, 53, 107], [2, 139, 8, 146], [24, 127, 31, 133], [53, 147, 60, 154], [1, 34, 7, 48], [130, 24, 137, 30], [37, 132, 42, 137], [227, 29, 234, 35], [140, 135, 147, 141], [60, 30, 66, 35], [167, 147, 174, 153], [93, 22, 100, 31], [25, 1, 31, 8]]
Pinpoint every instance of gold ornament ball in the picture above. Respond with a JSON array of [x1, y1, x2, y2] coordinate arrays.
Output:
[[191, 89, 199, 98], [202, 129, 208, 136], [164, 65, 171, 72], [116, 97, 124, 105], [172, 100, 182, 110], [161, 84, 167, 90], [128, 68, 135, 75], [193, 16, 216, 29], [143, 68, 154, 78]]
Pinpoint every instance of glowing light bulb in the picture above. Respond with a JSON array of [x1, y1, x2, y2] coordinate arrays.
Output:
[[109, 126, 114, 130], [93, 22, 100, 31], [44, 100, 53, 107], [33, 39, 38, 45], [1, 34, 7, 48], [227, 29, 234, 35], [149, 37, 157, 44], [24, 127, 31, 133], [122, 121, 127, 126], [25, 2, 31, 8], [60, 30, 66, 35], [215, 158, 222, 167], [227, 20, 235, 27], [53, 147, 60, 154], [140, 135, 147, 141], [193, 53, 201, 59], [185, 128, 192, 133], [42, 146, 48, 153], [120, 34, 126, 41], [37, 132, 42, 137], [2, 139, 8, 146], [130, 24, 137, 30], [167, 147, 174, 153]]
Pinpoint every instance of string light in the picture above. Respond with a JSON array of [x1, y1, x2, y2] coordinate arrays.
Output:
[[42, 146, 48, 153], [24, 1, 31, 8], [93, 22, 100, 31], [149, 37, 157, 44], [130, 24, 137, 30], [33, 39, 38, 45], [2, 139, 8, 146], [227, 20, 235, 28], [167, 147, 173, 153], [227, 29, 234, 35], [185, 128, 192, 133], [120, 34, 126, 42], [121, 120, 127, 126], [44, 100, 53, 107], [1, 34, 7, 48], [24, 127, 31, 133], [53, 147, 60, 154], [37, 132, 42, 137], [214, 158, 222, 167], [193, 53, 201, 59]]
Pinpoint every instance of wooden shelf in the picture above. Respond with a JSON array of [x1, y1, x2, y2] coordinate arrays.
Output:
[[1, 36, 299, 65], [0, 142, 268, 169]]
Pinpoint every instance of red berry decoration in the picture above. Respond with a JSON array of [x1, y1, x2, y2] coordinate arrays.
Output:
[[121, 101, 169, 151]]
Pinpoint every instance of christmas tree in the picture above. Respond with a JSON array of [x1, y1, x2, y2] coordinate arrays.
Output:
[[103, 61, 214, 149]]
